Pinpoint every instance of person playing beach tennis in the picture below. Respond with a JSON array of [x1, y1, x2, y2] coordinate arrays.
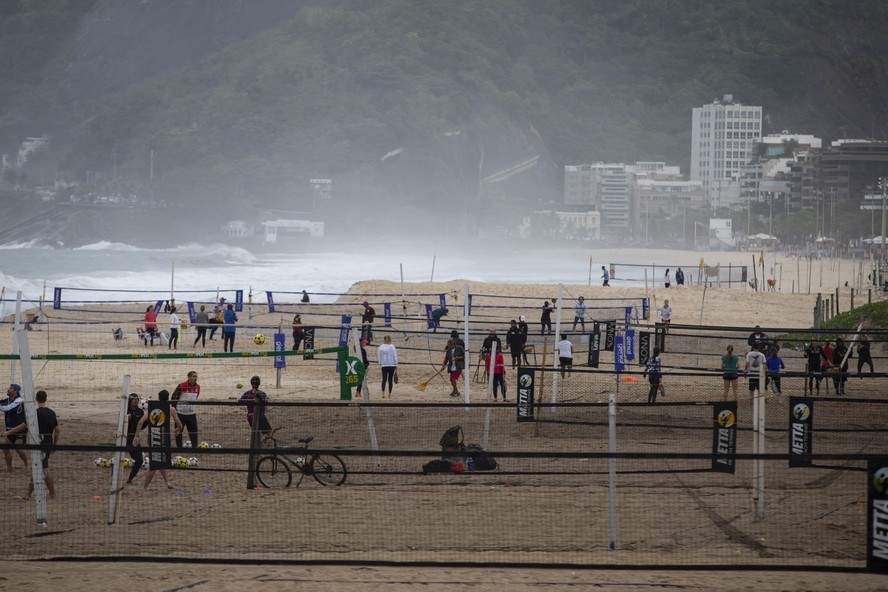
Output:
[[240, 376, 272, 438], [442, 339, 465, 398]]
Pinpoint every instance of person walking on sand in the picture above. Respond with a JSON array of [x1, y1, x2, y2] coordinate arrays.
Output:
[[856, 334, 874, 375], [134, 389, 182, 491], [4, 389, 59, 500], [660, 299, 672, 332], [171, 370, 201, 449], [675, 267, 685, 286], [805, 337, 825, 395], [644, 346, 662, 404], [831, 337, 851, 395], [377, 335, 398, 398], [601, 266, 610, 287], [208, 297, 225, 340], [240, 376, 272, 438], [222, 303, 238, 352], [442, 339, 465, 398], [572, 296, 586, 332], [557, 334, 573, 378], [506, 319, 524, 369], [765, 348, 785, 398], [745, 343, 767, 396], [664, 268, 671, 288], [168, 306, 180, 350], [1, 383, 28, 471], [361, 301, 376, 345], [721, 345, 740, 401], [193, 305, 209, 348], [484, 344, 507, 401], [540, 301, 554, 335], [144, 306, 157, 347], [292, 314, 305, 351]]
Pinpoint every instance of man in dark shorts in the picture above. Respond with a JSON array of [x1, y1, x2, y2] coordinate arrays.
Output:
[[1, 383, 28, 471], [5, 390, 59, 499], [240, 375, 272, 439]]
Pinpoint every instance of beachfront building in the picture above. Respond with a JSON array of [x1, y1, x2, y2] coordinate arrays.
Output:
[[635, 179, 705, 216], [821, 140, 888, 205], [690, 95, 762, 209], [563, 163, 630, 233], [519, 209, 601, 240]]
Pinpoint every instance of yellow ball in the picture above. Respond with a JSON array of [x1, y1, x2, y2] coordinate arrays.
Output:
[[236, 383, 243, 389]]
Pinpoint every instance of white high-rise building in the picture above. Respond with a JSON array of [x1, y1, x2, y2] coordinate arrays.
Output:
[[691, 95, 762, 208]]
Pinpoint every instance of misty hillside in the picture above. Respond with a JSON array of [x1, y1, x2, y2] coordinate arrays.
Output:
[[1, 0, 888, 241]]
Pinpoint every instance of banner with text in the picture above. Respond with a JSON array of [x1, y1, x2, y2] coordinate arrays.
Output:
[[711, 401, 737, 473], [146, 400, 172, 470], [868, 458, 888, 572], [516, 367, 536, 422], [788, 397, 813, 467]]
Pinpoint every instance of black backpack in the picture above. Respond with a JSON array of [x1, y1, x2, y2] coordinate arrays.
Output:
[[466, 443, 497, 471]]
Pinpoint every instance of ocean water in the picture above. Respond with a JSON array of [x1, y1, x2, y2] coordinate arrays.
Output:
[[0, 240, 718, 315]]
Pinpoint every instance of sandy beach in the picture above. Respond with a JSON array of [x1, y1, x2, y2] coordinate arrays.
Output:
[[2, 249, 886, 589]]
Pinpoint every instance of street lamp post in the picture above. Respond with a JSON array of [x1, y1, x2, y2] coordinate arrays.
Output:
[[880, 177, 887, 283]]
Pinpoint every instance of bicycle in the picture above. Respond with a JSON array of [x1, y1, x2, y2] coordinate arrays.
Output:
[[254, 428, 347, 488]]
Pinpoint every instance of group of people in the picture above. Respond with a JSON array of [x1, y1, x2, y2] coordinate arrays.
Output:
[[1, 384, 60, 500], [123, 372, 273, 491], [715, 326, 876, 401], [142, 298, 239, 352], [803, 334, 873, 395]]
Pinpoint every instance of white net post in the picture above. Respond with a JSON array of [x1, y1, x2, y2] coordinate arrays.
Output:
[[607, 391, 618, 550], [351, 328, 380, 466], [757, 362, 766, 522], [15, 329, 48, 526], [107, 375, 131, 524], [551, 283, 564, 407], [10, 291, 22, 384], [462, 282, 471, 405]]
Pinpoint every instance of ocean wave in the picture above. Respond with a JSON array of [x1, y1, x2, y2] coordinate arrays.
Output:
[[71, 241, 256, 264], [0, 239, 55, 250]]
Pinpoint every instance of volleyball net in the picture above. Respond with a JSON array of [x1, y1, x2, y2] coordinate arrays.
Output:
[[2, 335, 888, 569]]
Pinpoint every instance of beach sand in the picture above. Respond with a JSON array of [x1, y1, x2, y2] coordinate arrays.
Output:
[[2, 250, 885, 589]]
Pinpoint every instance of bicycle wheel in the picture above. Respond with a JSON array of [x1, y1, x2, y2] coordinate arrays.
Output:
[[255, 455, 292, 488], [310, 454, 347, 486]]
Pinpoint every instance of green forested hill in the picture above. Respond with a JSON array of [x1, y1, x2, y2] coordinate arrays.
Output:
[[1, 0, 887, 238]]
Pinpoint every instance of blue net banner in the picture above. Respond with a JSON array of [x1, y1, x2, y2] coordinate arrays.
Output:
[[614, 334, 625, 372], [235, 290, 244, 312], [266, 291, 275, 313], [53, 287, 62, 309], [186, 301, 196, 323], [273, 332, 286, 369], [625, 329, 635, 361]]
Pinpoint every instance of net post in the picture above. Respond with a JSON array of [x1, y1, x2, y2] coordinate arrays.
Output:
[[607, 391, 618, 550], [108, 375, 131, 524], [246, 396, 260, 490], [757, 362, 766, 522], [463, 282, 471, 405], [15, 329, 49, 526], [350, 330, 381, 466], [551, 284, 563, 409], [10, 291, 22, 384]]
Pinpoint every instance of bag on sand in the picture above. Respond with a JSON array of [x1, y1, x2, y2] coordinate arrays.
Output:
[[465, 443, 497, 471]]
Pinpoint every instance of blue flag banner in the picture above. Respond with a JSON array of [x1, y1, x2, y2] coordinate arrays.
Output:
[[336, 314, 352, 372], [384, 302, 391, 327], [624, 307, 632, 327], [186, 301, 196, 323], [53, 288, 62, 310], [614, 334, 625, 371], [625, 329, 635, 361], [642, 298, 649, 320], [425, 304, 435, 329], [439, 293, 447, 309], [266, 291, 275, 313], [153, 300, 164, 316], [273, 332, 286, 369], [235, 290, 244, 312], [467, 294, 473, 316]]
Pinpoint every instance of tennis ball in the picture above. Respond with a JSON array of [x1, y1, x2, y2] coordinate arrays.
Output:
[[236, 383, 243, 389]]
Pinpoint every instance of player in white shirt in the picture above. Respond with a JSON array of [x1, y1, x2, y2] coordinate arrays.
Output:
[[557, 334, 573, 378]]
